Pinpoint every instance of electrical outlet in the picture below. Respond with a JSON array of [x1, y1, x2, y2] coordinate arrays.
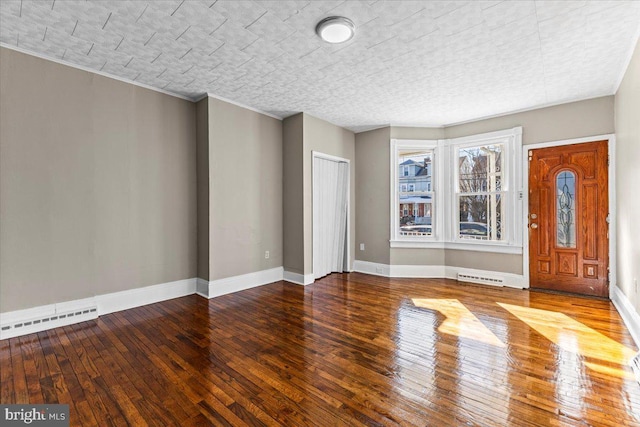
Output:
[[265, 251, 269, 259], [360, 243, 365, 251]]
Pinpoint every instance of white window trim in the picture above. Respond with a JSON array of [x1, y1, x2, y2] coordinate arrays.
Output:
[[449, 127, 523, 249], [390, 127, 523, 253], [390, 139, 441, 245]]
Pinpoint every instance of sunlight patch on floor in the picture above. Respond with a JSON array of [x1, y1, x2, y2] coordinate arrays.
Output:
[[584, 361, 636, 380], [498, 302, 636, 366], [412, 298, 506, 348]]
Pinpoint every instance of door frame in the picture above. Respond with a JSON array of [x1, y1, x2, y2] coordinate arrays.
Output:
[[311, 151, 352, 278], [521, 134, 616, 297]]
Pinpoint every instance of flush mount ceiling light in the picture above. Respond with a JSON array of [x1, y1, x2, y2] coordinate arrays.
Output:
[[316, 16, 355, 44]]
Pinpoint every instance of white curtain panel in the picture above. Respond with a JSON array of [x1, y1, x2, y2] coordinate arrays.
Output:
[[313, 156, 349, 279]]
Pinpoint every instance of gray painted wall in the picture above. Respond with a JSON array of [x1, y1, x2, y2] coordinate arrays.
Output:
[[390, 126, 445, 140], [446, 96, 614, 144], [196, 98, 210, 280], [208, 97, 283, 281], [615, 39, 640, 312], [355, 96, 615, 275], [0, 43, 625, 314], [390, 249, 445, 266], [303, 113, 356, 276], [0, 47, 197, 312], [445, 251, 521, 274], [355, 127, 391, 265], [282, 113, 305, 275], [282, 113, 356, 276]]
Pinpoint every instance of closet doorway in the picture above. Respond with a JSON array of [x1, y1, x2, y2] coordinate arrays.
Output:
[[312, 152, 350, 280]]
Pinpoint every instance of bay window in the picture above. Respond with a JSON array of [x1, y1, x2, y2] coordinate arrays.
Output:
[[391, 127, 522, 253]]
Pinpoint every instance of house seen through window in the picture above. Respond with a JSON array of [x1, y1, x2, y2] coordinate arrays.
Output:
[[398, 150, 433, 237], [457, 143, 504, 241]]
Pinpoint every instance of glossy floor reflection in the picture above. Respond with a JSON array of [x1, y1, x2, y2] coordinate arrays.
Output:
[[2, 273, 639, 426], [499, 302, 636, 365], [412, 298, 506, 347]]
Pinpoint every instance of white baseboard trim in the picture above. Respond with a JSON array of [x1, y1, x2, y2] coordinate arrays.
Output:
[[0, 297, 99, 340], [352, 260, 391, 277], [1, 267, 294, 340], [97, 278, 197, 315], [352, 260, 526, 289], [611, 284, 640, 349], [0, 278, 197, 340], [201, 267, 284, 298], [283, 270, 315, 286], [196, 278, 210, 298]]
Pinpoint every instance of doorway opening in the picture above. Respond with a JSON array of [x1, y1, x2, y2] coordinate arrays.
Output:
[[312, 152, 350, 280], [526, 139, 611, 298]]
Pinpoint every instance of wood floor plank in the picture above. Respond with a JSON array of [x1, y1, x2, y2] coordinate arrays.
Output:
[[8, 336, 29, 403], [18, 335, 45, 403], [67, 324, 132, 426], [0, 337, 15, 403], [2, 273, 640, 426]]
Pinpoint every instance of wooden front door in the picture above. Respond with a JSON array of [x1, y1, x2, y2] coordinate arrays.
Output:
[[528, 140, 609, 297]]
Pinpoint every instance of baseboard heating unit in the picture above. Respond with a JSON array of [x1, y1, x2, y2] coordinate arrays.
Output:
[[457, 273, 504, 286], [0, 305, 98, 339]]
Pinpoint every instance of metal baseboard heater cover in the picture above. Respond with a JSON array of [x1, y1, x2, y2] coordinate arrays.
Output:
[[457, 273, 504, 286], [0, 305, 98, 339]]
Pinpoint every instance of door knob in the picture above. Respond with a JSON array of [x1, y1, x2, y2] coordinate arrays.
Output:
[[530, 223, 538, 229]]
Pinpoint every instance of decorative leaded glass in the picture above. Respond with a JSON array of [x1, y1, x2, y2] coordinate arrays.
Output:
[[556, 171, 576, 248]]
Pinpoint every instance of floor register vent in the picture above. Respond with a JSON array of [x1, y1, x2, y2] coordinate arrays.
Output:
[[457, 273, 504, 286], [0, 305, 98, 339]]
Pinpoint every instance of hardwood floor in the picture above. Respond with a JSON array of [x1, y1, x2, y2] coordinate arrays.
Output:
[[2, 273, 639, 426]]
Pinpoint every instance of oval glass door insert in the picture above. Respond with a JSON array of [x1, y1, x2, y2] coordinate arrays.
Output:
[[556, 170, 576, 248]]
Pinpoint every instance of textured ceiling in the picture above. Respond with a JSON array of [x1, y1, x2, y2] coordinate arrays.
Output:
[[1, 1, 639, 132]]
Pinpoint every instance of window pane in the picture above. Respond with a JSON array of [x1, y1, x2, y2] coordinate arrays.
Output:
[[399, 150, 433, 194], [399, 199, 432, 236], [493, 175, 502, 192], [458, 194, 503, 240], [556, 171, 576, 248], [397, 149, 434, 239], [459, 144, 503, 192]]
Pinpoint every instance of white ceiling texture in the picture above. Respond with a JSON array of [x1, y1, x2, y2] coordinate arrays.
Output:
[[1, 1, 639, 132]]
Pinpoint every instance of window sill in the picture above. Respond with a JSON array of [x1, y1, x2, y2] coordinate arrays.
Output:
[[390, 240, 445, 249], [390, 240, 523, 254]]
